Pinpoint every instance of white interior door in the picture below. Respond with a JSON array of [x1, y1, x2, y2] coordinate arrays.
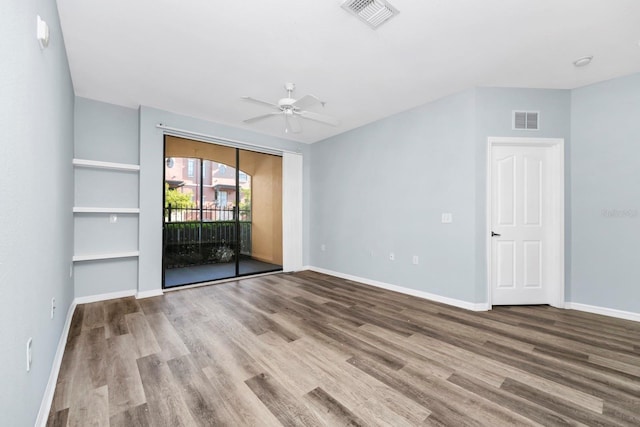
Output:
[[489, 139, 563, 306]]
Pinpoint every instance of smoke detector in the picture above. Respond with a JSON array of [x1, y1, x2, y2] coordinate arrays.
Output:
[[573, 56, 593, 67], [341, 0, 399, 29]]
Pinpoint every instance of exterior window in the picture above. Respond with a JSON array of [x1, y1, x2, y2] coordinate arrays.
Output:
[[187, 159, 195, 177], [218, 191, 228, 207], [239, 172, 248, 182]]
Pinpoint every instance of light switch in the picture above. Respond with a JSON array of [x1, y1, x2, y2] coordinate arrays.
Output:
[[441, 213, 453, 223]]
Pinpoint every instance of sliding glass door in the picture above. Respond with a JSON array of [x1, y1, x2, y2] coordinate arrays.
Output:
[[237, 149, 283, 276], [162, 136, 282, 288]]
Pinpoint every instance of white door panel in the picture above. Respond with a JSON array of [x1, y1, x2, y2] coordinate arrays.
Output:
[[491, 145, 554, 305], [497, 155, 516, 226], [523, 240, 542, 288], [524, 155, 542, 226], [495, 240, 515, 289]]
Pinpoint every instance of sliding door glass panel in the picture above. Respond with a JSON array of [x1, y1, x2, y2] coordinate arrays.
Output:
[[238, 149, 283, 276], [163, 138, 238, 287], [205, 157, 238, 280], [164, 156, 203, 285]]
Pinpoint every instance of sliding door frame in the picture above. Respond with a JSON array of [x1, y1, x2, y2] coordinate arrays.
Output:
[[161, 135, 289, 288]]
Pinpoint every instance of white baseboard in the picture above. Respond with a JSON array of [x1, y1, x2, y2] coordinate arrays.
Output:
[[305, 266, 489, 312], [74, 289, 137, 305], [74, 288, 164, 303], [136, 289, 164, 299], [565, 302, 640, 323], [35, 300, 76, 427]]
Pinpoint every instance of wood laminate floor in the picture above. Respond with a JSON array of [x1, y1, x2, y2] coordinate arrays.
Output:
[[48, 271, 640, 426]]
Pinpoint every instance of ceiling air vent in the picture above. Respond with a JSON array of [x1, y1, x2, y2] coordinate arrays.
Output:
[[341, 0, 399, 29], [513, 111, 539, 130]]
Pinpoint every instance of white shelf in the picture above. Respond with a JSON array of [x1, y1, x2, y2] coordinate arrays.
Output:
[[73, 251, 139, 262], [73, 158, 140, 171], [73, 207, 140, 214]]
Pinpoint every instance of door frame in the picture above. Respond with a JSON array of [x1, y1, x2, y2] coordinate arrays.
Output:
[[486, 137, 565, 308], [161, 137, 289, 289]]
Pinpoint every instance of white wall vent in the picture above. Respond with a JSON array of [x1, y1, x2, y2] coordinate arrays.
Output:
[[341, 0, 399, 29], [513, 111, 540, 130]]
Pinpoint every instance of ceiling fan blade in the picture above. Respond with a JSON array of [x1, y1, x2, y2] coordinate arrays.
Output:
[[243, 112, 282, 123], [241, 96, 279, 109], [284, 114, 302, 134], [292, 94, 322, 110], [298, 110, 340, 127]]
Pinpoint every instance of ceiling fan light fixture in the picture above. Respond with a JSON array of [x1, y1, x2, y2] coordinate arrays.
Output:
[[341, 0, 399, 29], [241, 83, 340, 134]]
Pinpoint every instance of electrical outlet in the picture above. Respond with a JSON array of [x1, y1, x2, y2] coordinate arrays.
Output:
[[320, 244, 326, 252], [109, 214, 118, 224], [26, 338, 33, 372], [412, 255, 419, 265], [51, 297, 56, 319], [389, 252, 395, 261], [441, 213, 453, 223]]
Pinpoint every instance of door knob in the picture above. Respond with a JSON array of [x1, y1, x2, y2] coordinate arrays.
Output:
[[491, 231, 501, 237]]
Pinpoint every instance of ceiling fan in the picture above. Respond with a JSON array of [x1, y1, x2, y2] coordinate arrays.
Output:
[[242, 83, 340, 134]]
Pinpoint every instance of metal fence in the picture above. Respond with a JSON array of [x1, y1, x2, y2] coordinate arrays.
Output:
[[165, 205, 251, 222], [163, 205, 251, 269]]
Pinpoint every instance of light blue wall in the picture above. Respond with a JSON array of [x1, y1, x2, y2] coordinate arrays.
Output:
[[0, 0, 74, 425], [474, 88, 572, 302], [74, 98, 140, 297], [310, 87, 572, 305], [311, 90, 478, 301], [570, 73, 640, 312], [138, 106, 309, 293], [75, 97, 140, 164]]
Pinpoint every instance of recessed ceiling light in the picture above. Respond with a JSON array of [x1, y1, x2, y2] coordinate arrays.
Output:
[[573, 56, 593, 67]]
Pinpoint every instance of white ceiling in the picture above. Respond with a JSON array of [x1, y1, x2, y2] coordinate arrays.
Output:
[[57, 0, 640, 144]]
